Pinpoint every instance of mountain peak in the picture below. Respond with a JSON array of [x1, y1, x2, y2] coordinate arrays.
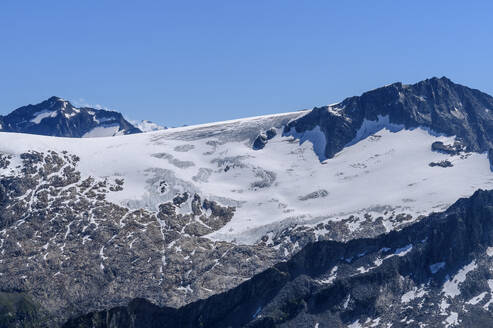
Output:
[[286, 76, 493, 162], [428, 75, 452, 82], [0, 97, 141, 137], [130, 119, 166, 132], [47, 96, 65, 102], [31, 96, 73, 114], [43, 96, 69, 106], [416, 75, 456, 88]]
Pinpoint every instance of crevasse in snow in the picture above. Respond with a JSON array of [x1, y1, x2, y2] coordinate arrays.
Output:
[[1, 111, 492, 244]]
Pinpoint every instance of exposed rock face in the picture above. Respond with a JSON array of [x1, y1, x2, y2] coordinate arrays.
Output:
[[429, 160, 453, 168], [0, 97, 140, 137], [285, 77, 493, 163], [0, 150, 280, 326], [253, 128, 277, 150], [64, 190, 493, 327], [431, 140, 465, 155], [0, 292, 47, 327]]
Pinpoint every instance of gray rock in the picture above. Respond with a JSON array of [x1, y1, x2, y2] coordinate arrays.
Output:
[[0, 150, 279, 326], [63, 189, 493, 328], [429, 160, 453, 168], [285, 77, 493, 165]]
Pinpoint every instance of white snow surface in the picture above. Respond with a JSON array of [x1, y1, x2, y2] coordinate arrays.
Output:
[[1, 111, 493, 244], [442, 261, 478, 298], [401, 286, 427, 303], [30, 110, 58, 124], [444, 312, 459, 327], [130, 119, 166, 132], [82, 124, 122, 138], [466, 292, 487, 305], [347, 320, 362, 328]]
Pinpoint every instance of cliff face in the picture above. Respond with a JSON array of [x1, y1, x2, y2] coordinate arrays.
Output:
[[63, 190, 493, 327], [285, 77, 493, 164]]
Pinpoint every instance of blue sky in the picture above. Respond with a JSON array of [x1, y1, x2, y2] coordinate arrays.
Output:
[[1, 1, 492, 127]]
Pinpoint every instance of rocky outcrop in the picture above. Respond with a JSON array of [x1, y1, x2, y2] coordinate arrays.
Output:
[[0, 150, 280, 326], [0, 97, 140, 137], [253, 128, 277, 150], [285, 77, 493, 162], [431, 140, 465, 155], [63, 189, 493, 327], [429, 160, 453, 168]]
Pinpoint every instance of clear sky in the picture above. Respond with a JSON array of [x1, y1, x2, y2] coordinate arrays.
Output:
[[1, 1, 492, 127]]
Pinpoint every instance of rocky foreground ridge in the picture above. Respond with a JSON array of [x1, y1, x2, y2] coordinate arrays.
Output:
[[61, 189, 493, 327]]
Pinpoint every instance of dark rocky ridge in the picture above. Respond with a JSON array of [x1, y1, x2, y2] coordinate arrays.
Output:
[[0, 97, 141, 137], [284, 77, 493, 165], [63, 189, 493, 327]]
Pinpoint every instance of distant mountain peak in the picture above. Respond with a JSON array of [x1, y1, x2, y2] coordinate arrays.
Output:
[[0, 97, 141, 137], [425, 75, 451, 82], [41, 96, 70, 109], [130, 119, 166, 132], [47, 95, 65, 102]]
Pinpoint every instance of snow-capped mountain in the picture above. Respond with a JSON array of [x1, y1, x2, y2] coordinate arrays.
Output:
[[3, 77, 493, 327], [130, 119, 166, 132], [0, 96, 141, 137]]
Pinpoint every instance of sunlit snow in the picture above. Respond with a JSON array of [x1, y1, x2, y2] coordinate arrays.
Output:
[[1, 111, 493, 244], [82, 124, 122, 138], [30, 110, 58, 124]]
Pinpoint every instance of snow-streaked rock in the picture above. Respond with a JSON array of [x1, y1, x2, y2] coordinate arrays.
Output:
[[0, 96, 140, 137]]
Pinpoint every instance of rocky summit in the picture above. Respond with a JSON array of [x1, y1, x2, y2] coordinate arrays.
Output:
[[0, 97, 141, 137], [2, 77, 493, 327]]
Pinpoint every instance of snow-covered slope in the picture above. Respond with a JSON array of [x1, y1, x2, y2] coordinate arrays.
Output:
[[130, 119, 166, 132], [1, 109, 491, 244], [4, 77, 493, 326]]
